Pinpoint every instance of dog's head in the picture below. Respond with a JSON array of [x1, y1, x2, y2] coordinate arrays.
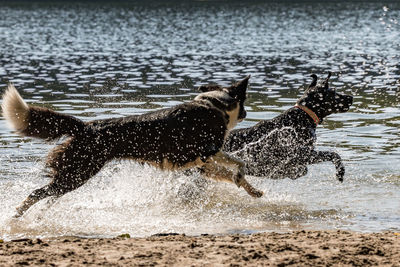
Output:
[[296, 72, 353, 122], [195, 76, 249, 130]]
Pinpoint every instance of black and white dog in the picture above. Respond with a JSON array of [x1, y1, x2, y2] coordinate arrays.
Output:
[[223, 73, 353, 181], [2, 76, 263, 217]]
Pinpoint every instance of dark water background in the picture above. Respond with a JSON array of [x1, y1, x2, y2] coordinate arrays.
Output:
[[0, 1, 399, 239]]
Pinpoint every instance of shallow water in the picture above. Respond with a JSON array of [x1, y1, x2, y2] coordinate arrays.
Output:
[[0, 1, 399, 240]]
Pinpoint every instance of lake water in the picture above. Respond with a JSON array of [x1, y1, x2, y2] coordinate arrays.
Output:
[[0, 0, 399, 240]]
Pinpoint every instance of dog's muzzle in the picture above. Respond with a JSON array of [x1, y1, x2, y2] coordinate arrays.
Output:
[[337, 95, 353, 112], [343, 95, 353, 110]]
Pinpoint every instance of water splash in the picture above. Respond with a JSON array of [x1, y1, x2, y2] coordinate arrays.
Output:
[[0, 161, 346, 240]]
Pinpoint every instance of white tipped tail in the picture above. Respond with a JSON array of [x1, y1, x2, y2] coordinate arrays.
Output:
[[1, 84, 29, 131]]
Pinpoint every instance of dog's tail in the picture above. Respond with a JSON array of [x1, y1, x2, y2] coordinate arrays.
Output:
[[2, 84, 86, 140]]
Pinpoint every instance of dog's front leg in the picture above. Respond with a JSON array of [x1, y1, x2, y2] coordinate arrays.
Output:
[[204, 152, 263, 198], [206, 151, 246, 184], [309, 151, 345, 182]]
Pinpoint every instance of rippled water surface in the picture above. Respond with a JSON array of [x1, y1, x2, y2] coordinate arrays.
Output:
[[0, 1, 399, 240]]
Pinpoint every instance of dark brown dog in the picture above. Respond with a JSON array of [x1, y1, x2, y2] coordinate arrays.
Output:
[[2, 76, 263, 217]]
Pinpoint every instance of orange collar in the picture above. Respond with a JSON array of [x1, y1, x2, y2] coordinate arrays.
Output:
[[295, 104, 320, 125]]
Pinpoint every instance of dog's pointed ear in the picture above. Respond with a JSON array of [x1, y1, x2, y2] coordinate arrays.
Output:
[[307, 74, 318, 89], [198, 84, 223, 92], [228, 75, 250, 97], [323, 72, 332, 89]]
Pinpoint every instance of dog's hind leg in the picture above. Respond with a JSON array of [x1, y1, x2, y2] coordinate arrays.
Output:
[[15, 152, 107, 217], [203, 152, 263, 198], [15, 161, 107, 217], [308, 151, 345, 182], [14, 183, 58, 218]]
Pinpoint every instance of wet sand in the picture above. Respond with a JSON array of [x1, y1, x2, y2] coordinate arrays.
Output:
[[1, 230, 399, 266]]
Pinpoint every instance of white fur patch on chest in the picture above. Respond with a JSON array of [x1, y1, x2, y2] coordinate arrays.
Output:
[[226, 103, 240, 131]]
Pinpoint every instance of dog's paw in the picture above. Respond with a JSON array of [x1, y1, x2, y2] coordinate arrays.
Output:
[[336, 172, 344, 183], [249, 189, 264, 198], [13, 207, 24, 218], [241, 182, 264, 198], [336, 167, 345, 182], [12, 213, 22, 219]]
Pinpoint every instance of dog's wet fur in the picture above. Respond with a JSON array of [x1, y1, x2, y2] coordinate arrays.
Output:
[[223, 73, 353, 181], [2, 76, 263, 217]]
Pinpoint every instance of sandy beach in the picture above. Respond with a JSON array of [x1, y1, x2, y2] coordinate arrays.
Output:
[[1, 230, 399, 266]]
